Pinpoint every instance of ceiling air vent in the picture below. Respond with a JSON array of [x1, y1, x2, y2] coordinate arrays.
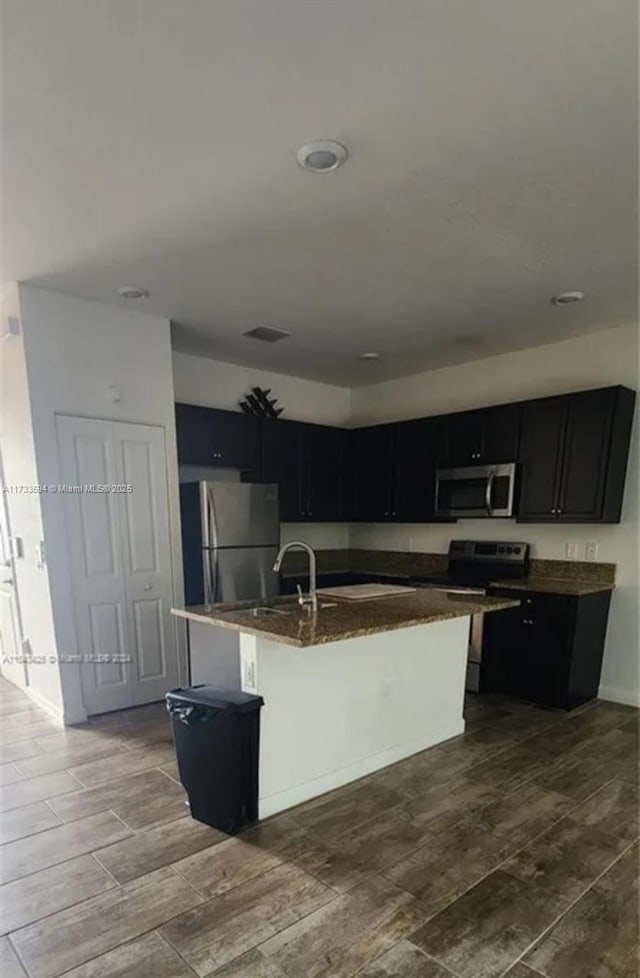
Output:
[[243, 325, 291, 343]]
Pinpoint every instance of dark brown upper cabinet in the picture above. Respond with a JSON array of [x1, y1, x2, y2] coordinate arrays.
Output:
[[518, 386, 635, 523], [260, 418, 345, 522], [436, 404, 521, 468], [175, 383, 634, 526], [348, 424, 395, 521], [259, 418, 305, 521], [305, 423, 346, 521], [349, 418, 439, 522], [175, 403, 260, 471]]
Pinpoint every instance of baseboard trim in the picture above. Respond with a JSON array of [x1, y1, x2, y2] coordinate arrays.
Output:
[[598, 684, 640, 708], [23, 685, 66, 725], [258, 717, 465, 820]]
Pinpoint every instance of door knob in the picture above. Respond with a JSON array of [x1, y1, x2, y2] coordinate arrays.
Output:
[[143, 584, 153, 591]]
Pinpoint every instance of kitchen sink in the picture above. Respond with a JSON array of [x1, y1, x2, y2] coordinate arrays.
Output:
[[245, 601, 338, 618], [247, 606, 292, 617]]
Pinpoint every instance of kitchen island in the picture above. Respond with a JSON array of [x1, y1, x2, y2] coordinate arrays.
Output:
[[172, 590, 519, 818]]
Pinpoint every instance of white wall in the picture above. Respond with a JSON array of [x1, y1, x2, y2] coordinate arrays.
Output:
[[172, 351, 351, 426], [350, 324, 640, 706], [15, 286, 186, 722], [0, 284, 64, 715], [350, 324, 639, 425], [242, 617, 468, 818]]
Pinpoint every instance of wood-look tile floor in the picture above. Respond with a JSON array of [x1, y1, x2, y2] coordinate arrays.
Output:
[[0, 678, 637, 978]]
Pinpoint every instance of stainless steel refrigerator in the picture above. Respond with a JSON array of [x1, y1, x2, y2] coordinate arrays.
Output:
[[179, 482, 280, 605]]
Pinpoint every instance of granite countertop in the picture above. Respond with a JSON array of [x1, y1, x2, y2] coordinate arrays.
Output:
[[490, 578, 615, 596], [171, 591, 520, 648]]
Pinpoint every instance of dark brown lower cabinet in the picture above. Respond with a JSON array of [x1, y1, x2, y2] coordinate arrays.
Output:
[[481, 587, 613, 709]]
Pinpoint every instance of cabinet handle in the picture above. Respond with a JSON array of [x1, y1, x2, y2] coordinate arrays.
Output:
[[557, 508, 562, 515]]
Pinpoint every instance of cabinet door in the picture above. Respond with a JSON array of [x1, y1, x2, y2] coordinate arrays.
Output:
[[482, 404, 521, 462], [438, 412, 484, 467], [351, 425, 394, 520], [518, 397, 567, 520], [175, 403, 211, 465], [480, 604, 534, 699], [175, 404, 259, 470], [485, 590, 575, 708], [557, 389, 614, 521], [305, 425, 345, 521], [260, 419, 304, 521], [529, 594, 574, 708], [392, 419, 437, 520]]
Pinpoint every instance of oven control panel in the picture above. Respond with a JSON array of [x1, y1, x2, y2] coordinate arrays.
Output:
[[448, 540, 529, 563]]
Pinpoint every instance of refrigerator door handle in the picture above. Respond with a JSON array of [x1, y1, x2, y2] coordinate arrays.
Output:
[[203, 549, 212, 604], [208, 486, 220, 552], [211, 548, 219, 604], [202, 548, 220, 604], [207, 486, 221, 603], [201, 486, 220, 604]]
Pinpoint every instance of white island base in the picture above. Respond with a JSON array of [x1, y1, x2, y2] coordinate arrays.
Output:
[[239, 616, 469, 820]]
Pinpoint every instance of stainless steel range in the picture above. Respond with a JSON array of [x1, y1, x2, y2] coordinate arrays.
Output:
[[409, 540, 529, 692]]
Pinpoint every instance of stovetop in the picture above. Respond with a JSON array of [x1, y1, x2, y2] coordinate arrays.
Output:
[[409, 540, 530, 591]]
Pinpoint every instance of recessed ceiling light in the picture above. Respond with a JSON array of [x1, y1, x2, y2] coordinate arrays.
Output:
[[360, 352, 380, 361], [297, 140, 348, 172], [551, 290, 585, 306], [117, 286, 149, 300]]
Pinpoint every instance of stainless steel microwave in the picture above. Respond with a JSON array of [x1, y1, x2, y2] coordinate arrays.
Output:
[[434, 462, 517, 518]]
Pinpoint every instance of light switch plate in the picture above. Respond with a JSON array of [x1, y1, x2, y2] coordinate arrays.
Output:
[[585, 542, 599, 561], [565, 542, 579, 560], [4, 316, 21, 337]]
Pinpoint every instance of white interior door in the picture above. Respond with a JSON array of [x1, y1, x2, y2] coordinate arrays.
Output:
[[57, 416, 178, 714]]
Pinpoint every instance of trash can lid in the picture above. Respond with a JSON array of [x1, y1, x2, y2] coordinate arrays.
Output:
[[166, 685, 264, 713]]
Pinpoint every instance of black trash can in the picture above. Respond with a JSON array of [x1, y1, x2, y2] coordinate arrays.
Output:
[[166, 685, 264, 834]]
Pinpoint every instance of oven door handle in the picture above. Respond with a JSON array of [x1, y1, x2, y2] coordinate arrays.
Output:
[[485, 472, 495, 516]]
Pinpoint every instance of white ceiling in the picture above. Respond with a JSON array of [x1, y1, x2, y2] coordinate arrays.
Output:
[[2, 0, 637, 387]]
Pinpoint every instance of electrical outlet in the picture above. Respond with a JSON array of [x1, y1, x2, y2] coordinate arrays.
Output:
[[565, 542, 579, 560], [585, 542, 599, 561]]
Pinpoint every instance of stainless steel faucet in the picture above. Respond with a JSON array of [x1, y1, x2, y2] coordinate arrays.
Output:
[[273, 541, 318, 613]]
